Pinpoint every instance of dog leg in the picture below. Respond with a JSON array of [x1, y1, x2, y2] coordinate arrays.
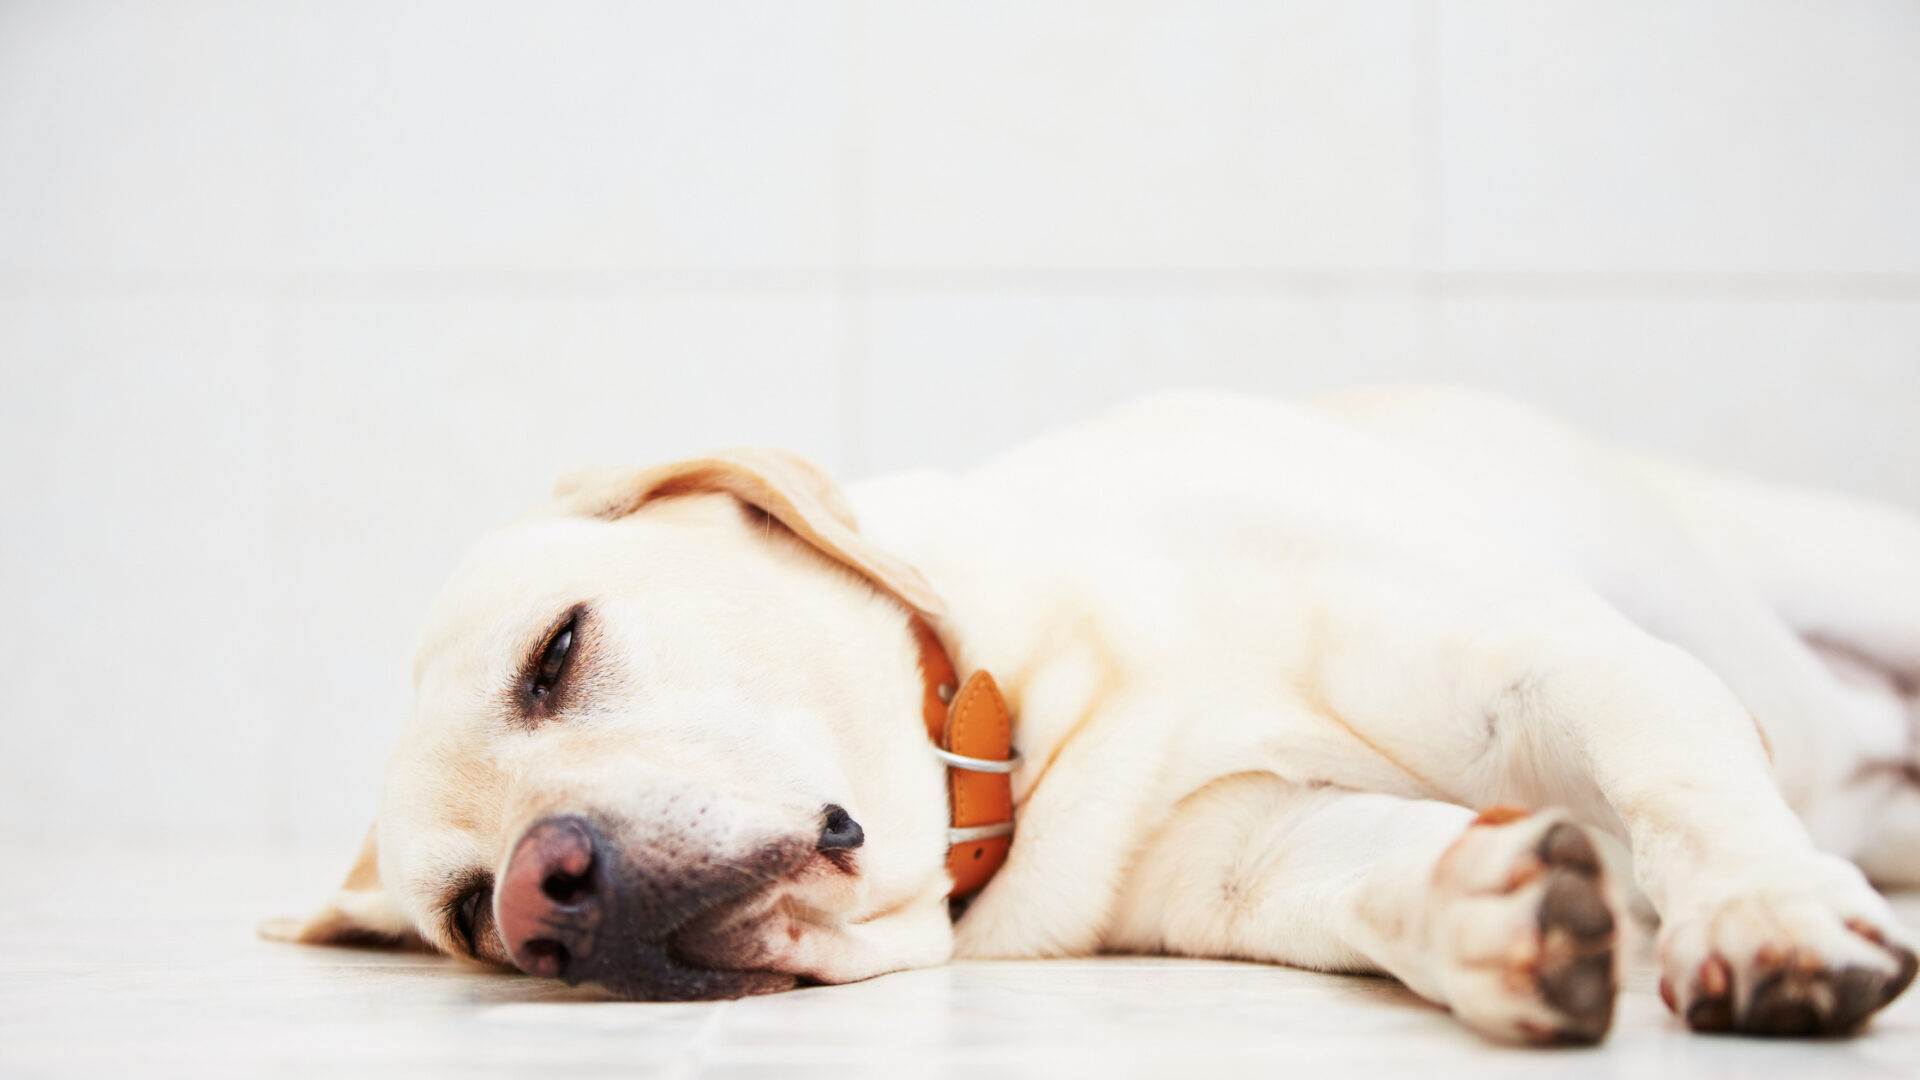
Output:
[[1863, 812, 1920, 895], [1108, 776, 1621, 1045], [1471, 605, 1919, 1036], [1640, 456, 1920, 679]]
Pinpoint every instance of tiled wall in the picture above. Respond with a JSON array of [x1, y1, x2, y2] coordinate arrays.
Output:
[[2, 1, 1916, 848]]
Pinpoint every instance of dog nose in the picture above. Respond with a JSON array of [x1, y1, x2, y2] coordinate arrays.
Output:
[[497, 816, 604, 980], [818, 804, 864, 851]]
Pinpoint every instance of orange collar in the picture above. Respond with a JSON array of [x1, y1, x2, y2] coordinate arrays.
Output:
[[908, 617, 1015, 898]]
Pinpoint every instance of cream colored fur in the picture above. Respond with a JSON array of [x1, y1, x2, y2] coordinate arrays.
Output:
[[274, 387, 1920, 1043]]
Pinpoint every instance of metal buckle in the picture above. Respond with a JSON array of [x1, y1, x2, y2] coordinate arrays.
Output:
[[947, 821, 1015, 844], [931, 746, 1021, 775]]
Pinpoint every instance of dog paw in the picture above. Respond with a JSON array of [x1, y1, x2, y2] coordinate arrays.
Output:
[[1658, 860, 1918, 1037], [1428, 809, 1620, 1045]]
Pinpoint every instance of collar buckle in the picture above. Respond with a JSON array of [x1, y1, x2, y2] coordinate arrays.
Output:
[[930, 746, 1022, 775], [910, 617, 1017, 899]]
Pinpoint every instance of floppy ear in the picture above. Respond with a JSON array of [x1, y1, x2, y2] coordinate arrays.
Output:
[[258, 824, 425, 951], [551, 448, 947, 618]]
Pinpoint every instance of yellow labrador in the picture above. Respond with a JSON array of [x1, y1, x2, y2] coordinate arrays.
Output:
[[269, 388, 1920, 1044]]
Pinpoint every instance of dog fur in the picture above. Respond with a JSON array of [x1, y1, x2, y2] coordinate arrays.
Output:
[[269, 387, 1920, 1043]]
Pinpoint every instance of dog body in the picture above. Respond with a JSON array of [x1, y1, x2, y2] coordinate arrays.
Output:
[[278, 387, 1920, 1043]]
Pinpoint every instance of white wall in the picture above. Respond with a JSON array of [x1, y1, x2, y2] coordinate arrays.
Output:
[[2, 0, 1916, 849]]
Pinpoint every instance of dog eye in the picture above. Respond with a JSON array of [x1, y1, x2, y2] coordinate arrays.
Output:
[[530, 616, 577, 703], [451, 882, 492, 955]]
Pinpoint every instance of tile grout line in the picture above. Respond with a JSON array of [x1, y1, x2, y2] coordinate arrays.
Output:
[[662, 1000, 734, 1080], [4, 269, 1919, 300], [261, 274, 296, 849], [834, 0, 874, 478], [1417, 0, 1447, 368], [1416, 0, 1444, 274]]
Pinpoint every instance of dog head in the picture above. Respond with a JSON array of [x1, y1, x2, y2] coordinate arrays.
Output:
[[266, 450, 957, 999]]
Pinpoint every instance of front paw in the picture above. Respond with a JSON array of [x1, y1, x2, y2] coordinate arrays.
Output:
[[1429, 809, 1621, 1045], [1659, 860, 1918, 1037]]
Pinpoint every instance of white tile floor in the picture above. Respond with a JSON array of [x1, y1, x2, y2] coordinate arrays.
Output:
[[3, 849, 1918, 1079]]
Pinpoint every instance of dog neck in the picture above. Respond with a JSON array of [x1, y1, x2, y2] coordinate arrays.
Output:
[[907, 615, 1016, 898]]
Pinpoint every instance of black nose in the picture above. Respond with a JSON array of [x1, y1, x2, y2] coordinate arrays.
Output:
[[818, 804, 864, 851]]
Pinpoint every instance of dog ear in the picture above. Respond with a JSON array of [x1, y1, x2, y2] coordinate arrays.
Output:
[[551, 449, 947, 618], [258, 824, 425, 951]]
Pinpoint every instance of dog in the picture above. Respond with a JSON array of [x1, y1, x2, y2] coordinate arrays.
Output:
[[267, 387, 1920, 1044]]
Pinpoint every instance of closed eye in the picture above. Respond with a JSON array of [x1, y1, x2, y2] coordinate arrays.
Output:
[[447, 878, 494, 958], [523, 606, 586, 717], [531, 617, 576, 701]]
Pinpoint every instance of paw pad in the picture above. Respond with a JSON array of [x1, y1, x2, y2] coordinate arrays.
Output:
[[1525, 825, 1616, 1044], [1670, 911, 1918, 1035]]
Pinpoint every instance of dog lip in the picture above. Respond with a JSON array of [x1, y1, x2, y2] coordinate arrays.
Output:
[[542, 834, 819, 999], [816, 846, 860, 875], [665, 890, 784, 960], [591, 901, 807, 1001], [545, 882, 798, 1000], [565, 934, 793, 1001]]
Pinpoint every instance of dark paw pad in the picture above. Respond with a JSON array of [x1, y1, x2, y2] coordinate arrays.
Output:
[[1685, 956, 1734, 1033], [1847, 918, 1919, 1006], [1527, 854, 1616, 1045], [1539, 873, 1615, 940], [1536, 823, 1601, 876], [1685, 944, 1910, 1037], [1745, 970, 1824, 1037]]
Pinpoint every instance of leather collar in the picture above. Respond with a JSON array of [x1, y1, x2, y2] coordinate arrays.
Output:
[[908, 617, 1015, 897]]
